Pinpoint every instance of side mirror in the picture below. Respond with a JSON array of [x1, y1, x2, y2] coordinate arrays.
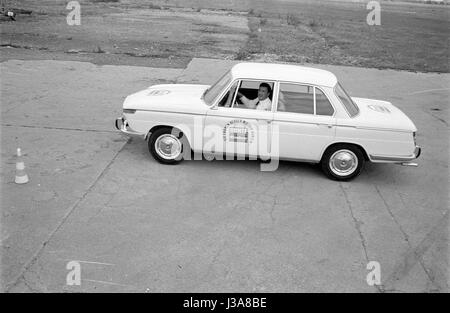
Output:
[[210, 104, 218, 110]]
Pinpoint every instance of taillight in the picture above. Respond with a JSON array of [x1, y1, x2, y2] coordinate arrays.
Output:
[[123, 109, 136, 114]]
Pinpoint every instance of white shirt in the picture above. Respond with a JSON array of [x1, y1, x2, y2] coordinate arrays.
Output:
[[240, 96, 272, 111]]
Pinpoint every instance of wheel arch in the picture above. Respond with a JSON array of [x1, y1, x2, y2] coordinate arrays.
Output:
[[146, 124, 191, 144], [320, 142, 370, 162], [147, 124, 196, 156]]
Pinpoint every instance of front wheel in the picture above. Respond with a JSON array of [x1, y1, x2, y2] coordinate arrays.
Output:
[[321, 144, 365, 181], [148, 127, 187, 164]]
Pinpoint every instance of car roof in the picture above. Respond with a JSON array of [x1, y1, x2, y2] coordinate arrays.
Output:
[[230, 62, 338, 88]]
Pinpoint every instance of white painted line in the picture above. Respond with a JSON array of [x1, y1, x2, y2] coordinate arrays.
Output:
[[409, 88, 450, 95], [56, 258, 115, 266]]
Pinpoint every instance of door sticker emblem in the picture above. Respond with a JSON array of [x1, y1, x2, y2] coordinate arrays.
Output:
[[223, 119, 255, 144]]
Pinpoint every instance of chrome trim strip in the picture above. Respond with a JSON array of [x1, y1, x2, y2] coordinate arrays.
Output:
[[205, 109, 273, 119], [370, 145, 421, 162], [134, 109, 205, 116], [354, 126, 413, 133], [336, 124, 413, 133], [272, 118, 334, 127]]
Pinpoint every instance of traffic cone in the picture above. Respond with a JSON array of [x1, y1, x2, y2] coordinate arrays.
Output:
[[15, 148, 29, 184]]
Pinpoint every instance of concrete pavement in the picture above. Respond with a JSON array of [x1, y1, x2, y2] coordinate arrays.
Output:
[[1, 58, 448, 292]]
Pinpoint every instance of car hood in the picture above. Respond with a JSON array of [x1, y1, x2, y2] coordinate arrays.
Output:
[[350, 97, 417, 132], [123, 84, 210, 110]]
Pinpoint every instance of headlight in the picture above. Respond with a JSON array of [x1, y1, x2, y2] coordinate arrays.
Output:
[[123, 109, 136, 114]]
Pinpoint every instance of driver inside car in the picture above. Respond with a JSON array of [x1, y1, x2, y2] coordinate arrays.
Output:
[[227, 82, 272, 111]]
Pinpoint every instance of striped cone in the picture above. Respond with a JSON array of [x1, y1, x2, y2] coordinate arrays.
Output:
[[15, 148, 29, 184]]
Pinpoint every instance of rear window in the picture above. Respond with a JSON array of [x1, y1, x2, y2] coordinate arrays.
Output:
[[335, 83, 359, 117]]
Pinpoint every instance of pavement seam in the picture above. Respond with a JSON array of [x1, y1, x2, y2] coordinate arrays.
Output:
[[5, 138, 130, 292]]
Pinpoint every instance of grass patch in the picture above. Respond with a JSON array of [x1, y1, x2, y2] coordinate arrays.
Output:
[[93, 46, 105, 53], [286, 14, 301, 27], [235, 50, 251, 60], [308, 19, 317, 28], [148, 3, 163, 10], [4, 0, 447, 73], [227, 0, 449, 72]]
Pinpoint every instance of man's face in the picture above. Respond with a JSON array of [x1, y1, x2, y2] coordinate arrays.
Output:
[[258, 86, 270, 100]]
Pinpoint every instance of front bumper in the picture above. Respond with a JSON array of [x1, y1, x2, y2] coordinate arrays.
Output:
[[115, 117, 146, 137], [369, 145, 421, 163]]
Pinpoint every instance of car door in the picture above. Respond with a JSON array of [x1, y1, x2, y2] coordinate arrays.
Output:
[[204, 79, 274, 159], [272, 82, 336, 161]]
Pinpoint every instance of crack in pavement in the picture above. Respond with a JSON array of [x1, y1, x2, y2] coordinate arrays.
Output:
[[339, 182, 383, 293], [382, 209, 449, 292], [420, 109, 449, 127], [374, 184, 440, 290], [339, 183, 369, 261], [4, 138, 131, 292]]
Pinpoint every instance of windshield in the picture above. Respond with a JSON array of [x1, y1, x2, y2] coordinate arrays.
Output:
[[334, 83, 359, 117], [203, 71, 231, 105]]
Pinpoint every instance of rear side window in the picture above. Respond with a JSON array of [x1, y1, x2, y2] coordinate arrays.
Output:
[[278, 83, 334, 116], [278, 83, 314, 114], [315, 88, 334, 116]]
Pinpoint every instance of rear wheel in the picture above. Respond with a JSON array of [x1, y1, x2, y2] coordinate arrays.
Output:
[[321, 144, 364, 181], [148, 127, 187, 164]]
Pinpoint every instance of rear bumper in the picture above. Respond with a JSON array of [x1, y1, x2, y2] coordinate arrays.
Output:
[[369, 145, 421, 163], [115, 117, 146, 137]]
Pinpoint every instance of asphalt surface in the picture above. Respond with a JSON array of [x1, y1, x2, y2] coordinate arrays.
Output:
[[1, 58, 448, 292]]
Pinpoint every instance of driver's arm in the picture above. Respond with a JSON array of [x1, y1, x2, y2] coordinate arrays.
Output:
[[238, 92, 258, 109]]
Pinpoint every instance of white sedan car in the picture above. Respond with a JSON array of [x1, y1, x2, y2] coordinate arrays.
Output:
[[115, 62, 421, 180]]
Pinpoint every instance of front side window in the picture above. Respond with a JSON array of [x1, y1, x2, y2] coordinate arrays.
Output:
[[334, 83, 359, 117], [234, 80, 274, 111], [203, 71, 231, 105], [216, 80, 275, 111]]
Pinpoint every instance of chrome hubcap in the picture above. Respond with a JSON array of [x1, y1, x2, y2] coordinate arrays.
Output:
[[155, 134, 182, 160], [329, 149, 358, 176]]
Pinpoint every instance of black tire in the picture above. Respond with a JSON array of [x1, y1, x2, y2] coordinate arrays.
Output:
[[321, 144, 365, 181], [148, 127, 189, 164]]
